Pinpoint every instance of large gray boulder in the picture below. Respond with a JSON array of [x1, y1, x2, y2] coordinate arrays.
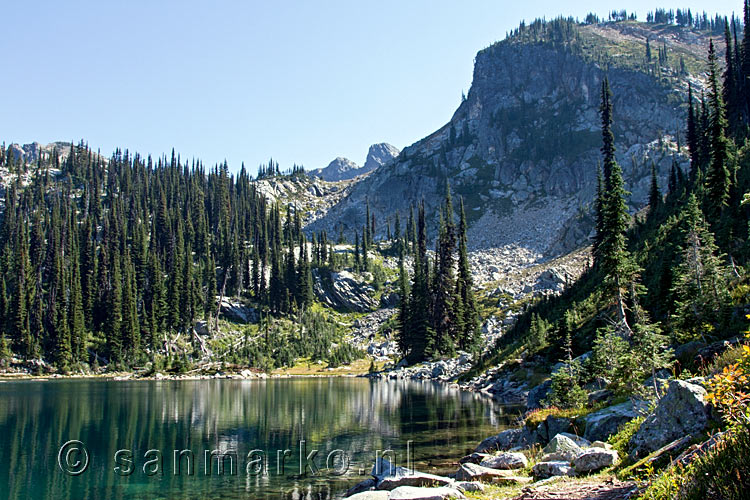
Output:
[[583, 401, 646, 442], [532, 461, 576, 479], [454, 482, 485, 493], [219, 299, 257, 323], [314, 270, 377, 312], [344, 491, 389, 500], [526, 379, 552, 410], [454, 463, 518, 483], [535, 416, 572, 443], [479, 452, 528, 470], [458, 452, 489, 464], [371, 458, 452, 490], [557, 432, 591, 448], [541, 434, 584, 461], [572, 449, 619, 473], [475, 427, 534, 453], [388, 486, 465, 500], [345, 479, 376, 496], [629, 380, 711, 457]]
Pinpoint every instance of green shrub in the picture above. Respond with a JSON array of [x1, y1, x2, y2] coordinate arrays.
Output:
[[523, 406, 584, 430], [543, 360, 588, 409], [706, 344, 746, 375], [609, 416, 644, 461], [638, 428, 750, 500]]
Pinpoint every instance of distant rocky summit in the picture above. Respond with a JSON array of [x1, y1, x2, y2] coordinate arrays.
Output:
[[363, 143, 400, 172], [311, 143, 399, 182], [311, 157, 361, 182]]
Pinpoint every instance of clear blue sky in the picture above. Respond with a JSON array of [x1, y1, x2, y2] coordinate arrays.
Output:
[[0, 1, 741, 174]]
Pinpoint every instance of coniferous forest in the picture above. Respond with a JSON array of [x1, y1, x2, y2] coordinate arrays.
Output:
[[0, 142, 479, 372]]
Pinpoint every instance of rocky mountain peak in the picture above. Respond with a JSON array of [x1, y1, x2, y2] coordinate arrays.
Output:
[[363, 143, 400, 172], [310, 157, 360, 182], [311, 143, 399, 182], [309, 20, 707, 260]]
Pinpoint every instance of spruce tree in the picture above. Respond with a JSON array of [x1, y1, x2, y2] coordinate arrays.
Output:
[[0, 276, 7, 342], [428, 187, 457, 358], [742, 0, 750, 122], [705, 39, 731, 221], [671, 195, 730, 338], [456, 197, 479, 351], [53, 266, 72, 371], [354, 232, 360, 271], [121, 255, 139, 359], [598, 78, 634, 333], [593, 162, 605, 263], [297, 234, 313, 308], [397, 243, 410, 356], [70, 260, 86, 364], [107, 254, 123, 362], [687, 83, 700, 173], [404, 201, 431, 362], [648, 161, 662, 216], [14, 231, 32, 359]]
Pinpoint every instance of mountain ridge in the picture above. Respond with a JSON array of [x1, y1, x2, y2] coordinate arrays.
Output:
[[309, 19, 716, 259], [310, 142, 400, 182]]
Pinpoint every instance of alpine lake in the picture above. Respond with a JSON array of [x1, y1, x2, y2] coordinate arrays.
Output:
[[0, 377, 520, 500]]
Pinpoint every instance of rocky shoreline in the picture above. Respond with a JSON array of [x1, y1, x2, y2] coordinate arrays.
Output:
[[336, 376, 718, 500]]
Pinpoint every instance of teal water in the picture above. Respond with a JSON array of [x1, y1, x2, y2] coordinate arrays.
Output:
[[0, 377, 518, 500]]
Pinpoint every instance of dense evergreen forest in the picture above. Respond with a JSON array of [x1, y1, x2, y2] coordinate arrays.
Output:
[[0, 137, 480, 372], [0, 149, 337, 370]]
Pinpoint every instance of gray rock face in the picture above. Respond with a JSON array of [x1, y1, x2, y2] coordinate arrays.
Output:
[[532, 461, 575, 479], [542, 434, 584, 461], [479, 452, 528, 470], [388, 486, 465, 500], [630, 380, 711, 457], [572, 449, 619, 473], [363, 143, 400, 172], [313, 270, 377, 312], [4, 141, 77, 166], [311, 157, 361, 182], [535, 416, 572, 444], [557, 432, 592, 448], [454, 482, 485, 493], [344, 491, 390, 500], [526, 380, 552, 410], [584, 401, 646, 442], [219, 299, 257, 323], [311, 22, 695, 257], [475, 427, 534, 453], [453, 463, 525, 484]]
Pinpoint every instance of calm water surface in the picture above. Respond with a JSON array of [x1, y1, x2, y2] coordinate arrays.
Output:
[[0, 377, 519, 500]]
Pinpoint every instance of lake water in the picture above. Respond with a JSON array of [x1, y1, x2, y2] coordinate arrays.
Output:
[[0, 377, 518, 500]]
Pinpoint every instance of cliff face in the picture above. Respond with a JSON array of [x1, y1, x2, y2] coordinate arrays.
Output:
[[310, 21, 712, 257]]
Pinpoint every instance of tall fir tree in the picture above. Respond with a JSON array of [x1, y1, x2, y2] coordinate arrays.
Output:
[[648, 161, 662, 216], [456, 197, 479, 351], [705, 39, 731, 221], [598, 78, 635, 333]]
